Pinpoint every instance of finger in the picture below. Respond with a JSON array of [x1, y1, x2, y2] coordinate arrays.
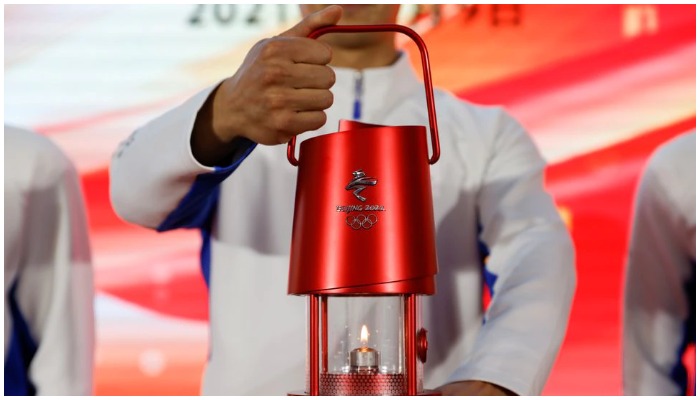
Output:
[[279, 5, 342, 38], [286, 88, 334, 112], [265, 37, 332, 65], [286, 64, 335, 89], [285, 111, 328, 140], [288, 38, 333, 65]]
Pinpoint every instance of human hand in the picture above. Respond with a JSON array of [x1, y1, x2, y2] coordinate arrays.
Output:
[[192, 5, 342, 165], [437, 380, 517, 396]]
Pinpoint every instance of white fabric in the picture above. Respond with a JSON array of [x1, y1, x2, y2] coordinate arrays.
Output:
[[110, 53, 575, 395], [4, 125, 94, 395], [623, 131, 696, 395]]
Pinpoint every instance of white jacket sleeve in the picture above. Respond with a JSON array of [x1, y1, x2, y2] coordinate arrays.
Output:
[[110, 85, 257, 230], [5, 128, 94, 395], [623, 133, 696, 395], [446, 111, 576, 395]]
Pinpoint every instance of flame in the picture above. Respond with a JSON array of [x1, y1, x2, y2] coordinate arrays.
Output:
[[360, 324, 369, 346]]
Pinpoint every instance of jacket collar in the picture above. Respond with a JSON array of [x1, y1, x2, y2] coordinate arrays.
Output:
[[328, 51, 423, 127]]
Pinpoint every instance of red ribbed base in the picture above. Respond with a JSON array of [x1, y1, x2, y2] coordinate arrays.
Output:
[[319, 373, 406, 396]]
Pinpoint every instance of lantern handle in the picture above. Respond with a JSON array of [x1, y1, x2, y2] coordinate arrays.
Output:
[[287, 24, 440, 166]]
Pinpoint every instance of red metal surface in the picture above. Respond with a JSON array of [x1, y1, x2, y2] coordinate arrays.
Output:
[[417, 328, 428, 364], [406, 295, 417, 396], [309, 296, 319, 396], [290, 388, 441, 396], [288, 24, 440, 166], [321, 296, 328, 373], [304, 279, 436, 295], [318, 373, 407, 396], [288, 122, 438, 295]]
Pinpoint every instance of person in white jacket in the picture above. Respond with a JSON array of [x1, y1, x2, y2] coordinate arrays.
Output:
[[110, 5, 575, 395], [4, 125, 94, 395], [623, 132, 696, 396]]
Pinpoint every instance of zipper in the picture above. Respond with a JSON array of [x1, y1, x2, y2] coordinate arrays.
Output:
[[353, 70, 363, 120]]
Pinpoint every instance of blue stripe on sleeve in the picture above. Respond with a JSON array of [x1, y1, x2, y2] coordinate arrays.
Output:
[[483, 267, 498, 297], [157, 139, 256, 232], [198, 188, 219, 287], [4, 281, 38, 396], [200, 227, 213, 287], [477, 223, 497, 296]]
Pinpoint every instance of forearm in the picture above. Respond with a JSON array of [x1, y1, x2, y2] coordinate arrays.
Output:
[[110, 85, 254, 229], [460, 110, 576, 394], [191, 81, 249, 167], [448, 225, 575, 395]]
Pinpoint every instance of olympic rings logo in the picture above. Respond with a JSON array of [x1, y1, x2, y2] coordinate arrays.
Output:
[[346, 214, 378, 230]]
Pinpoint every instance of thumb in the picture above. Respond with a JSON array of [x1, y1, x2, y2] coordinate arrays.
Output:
[[280, 5, 343, 38]]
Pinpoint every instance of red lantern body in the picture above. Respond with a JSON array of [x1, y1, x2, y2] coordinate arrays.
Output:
[[287, 24, 441, 396]]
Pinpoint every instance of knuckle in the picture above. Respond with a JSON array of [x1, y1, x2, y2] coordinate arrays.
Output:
[[259, 38, 285, 59], [272, 112, 294, 133], [317, 42, 333, 64], [262, 90, 286, 110], [250, 38, 267, 54], [259, 64, 285, 86]]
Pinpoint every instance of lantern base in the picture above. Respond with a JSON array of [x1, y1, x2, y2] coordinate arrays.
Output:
[[321, 372, 405, 396], [288, 389, 441, 396]]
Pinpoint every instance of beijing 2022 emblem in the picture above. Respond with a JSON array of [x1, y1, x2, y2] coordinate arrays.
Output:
[[336, 169, 385, 230]]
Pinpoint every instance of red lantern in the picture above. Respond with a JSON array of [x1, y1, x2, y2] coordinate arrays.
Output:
[[287, 25, 440, 396]]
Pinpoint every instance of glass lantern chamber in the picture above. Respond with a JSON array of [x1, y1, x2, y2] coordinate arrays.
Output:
[[300, 295, 430, 396]]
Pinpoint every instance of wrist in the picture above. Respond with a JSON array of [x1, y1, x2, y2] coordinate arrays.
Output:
[[192, 83, 247, 167]]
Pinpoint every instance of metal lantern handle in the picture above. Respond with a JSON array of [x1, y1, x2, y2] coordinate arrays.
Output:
[[287, 24, 441, 166]]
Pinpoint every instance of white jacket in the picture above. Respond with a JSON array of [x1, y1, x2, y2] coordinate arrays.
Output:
[[110, 53, 575, 395], [623, 132, 696, 395], [4, 125, 94, 395]]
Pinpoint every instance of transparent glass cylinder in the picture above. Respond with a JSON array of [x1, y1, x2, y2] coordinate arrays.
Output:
[[304, 295, 422, 396], [326, 296, 404, 375]]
